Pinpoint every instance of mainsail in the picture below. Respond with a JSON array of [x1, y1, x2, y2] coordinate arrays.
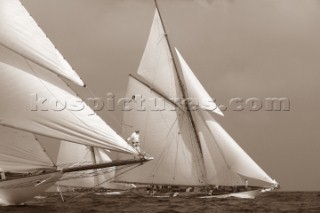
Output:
[[116, 4, 277, 188]]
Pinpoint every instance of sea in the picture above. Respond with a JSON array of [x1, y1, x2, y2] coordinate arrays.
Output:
[[0, 192, 319, 213]]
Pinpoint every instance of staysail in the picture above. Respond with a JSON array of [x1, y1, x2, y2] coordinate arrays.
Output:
[[200, 111, 276, 185], [0, 0, 84, 86]]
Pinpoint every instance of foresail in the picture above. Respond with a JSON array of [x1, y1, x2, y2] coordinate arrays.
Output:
[[175, 48, 223, 116], [0, 126, 54, 172], [200, 111, 276, 185], [192, 111, 245, 186], [0, 0, 84, 86], [137, 9, 181, 99], [0, 60, 137, 155], [116, 77, 206, 186]]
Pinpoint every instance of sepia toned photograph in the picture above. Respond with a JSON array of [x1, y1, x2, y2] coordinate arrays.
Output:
[[0, 0, 319, 212]]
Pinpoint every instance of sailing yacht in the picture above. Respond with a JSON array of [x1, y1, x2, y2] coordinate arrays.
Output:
[[0, 0, 151, 205], [116, 0, 278, 198]]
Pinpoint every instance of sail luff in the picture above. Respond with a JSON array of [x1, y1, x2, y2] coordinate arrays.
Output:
[[154, 0, 204, 157]]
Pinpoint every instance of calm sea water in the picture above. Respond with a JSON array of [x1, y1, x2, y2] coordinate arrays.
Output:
[[1, 192, 319, 213]]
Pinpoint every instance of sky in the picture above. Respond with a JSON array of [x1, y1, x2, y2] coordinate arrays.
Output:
[[21, 0, 320, 191]]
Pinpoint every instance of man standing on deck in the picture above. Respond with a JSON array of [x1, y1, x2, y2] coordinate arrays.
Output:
[[0, 169, 6, 180], [127, 130, 142, 154]]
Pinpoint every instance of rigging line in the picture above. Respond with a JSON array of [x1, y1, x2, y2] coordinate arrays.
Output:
[[64, 164, 142, 202], [150, 128, 177, 179], [154, 0, 204, 157], [172, 131, 180, 184], [179, 112, 205, 185], [33, 134, 57, 167], [92, 163, 142, 188], [179, 113, 203, 184]]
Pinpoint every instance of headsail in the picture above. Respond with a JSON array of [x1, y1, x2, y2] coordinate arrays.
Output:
[[175, 48, 223, 116], [200, 111, 277, 185], [0, 0, 84, 86], [175, 49, 276, 186], [192, 111, 245, 186], [0, 126, 54, 172]]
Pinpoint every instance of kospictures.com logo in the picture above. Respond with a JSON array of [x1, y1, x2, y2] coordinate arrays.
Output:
[[30, 93, 290, 115]]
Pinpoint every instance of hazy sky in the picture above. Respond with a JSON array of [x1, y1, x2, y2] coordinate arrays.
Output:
[[22, 0, 320, 191]]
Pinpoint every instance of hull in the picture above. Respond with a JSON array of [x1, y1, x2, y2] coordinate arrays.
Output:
[[126, 186, 268, 199], [0, 172, 62, 205], [199, 189, 262, 199]]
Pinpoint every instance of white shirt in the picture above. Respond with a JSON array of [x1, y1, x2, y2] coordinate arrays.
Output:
[[127, 132, 140, 143]]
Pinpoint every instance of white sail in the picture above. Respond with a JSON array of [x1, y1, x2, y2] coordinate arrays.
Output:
[[137, 9, 181, 99], [201, 111, 276, 185], [0, 60, 137, 155], [175, 48, 223, 116], [56, 141, 95, 188], [192, 111, 245, 186], [116, 77, 206, 186], [56, 142, 120, 188], [0, 126, 54, 172], [0, 0, 84, 86], [56, 142, 114, 188]]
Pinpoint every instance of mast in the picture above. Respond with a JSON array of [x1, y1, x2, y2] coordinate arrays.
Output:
[[154, 0, 203, 155]]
